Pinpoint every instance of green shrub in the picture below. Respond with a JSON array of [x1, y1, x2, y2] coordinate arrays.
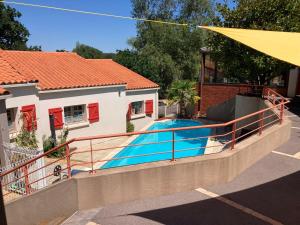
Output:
[[15, 129, 38, 149], [43, 129, 69, 158], [126, 122, 134, 133], [15, 113, 38, 149], [158, 114, 165, 118], [42, 135, 54, 151]]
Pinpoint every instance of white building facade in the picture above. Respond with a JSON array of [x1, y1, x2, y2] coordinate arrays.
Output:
[[0, 51, 159, 149]]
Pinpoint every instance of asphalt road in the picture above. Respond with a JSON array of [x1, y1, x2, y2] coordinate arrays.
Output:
[[64, 107, 300, 225]]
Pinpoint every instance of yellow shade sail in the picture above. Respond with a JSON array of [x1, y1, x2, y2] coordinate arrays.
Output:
[[199, 26, 300, 67]]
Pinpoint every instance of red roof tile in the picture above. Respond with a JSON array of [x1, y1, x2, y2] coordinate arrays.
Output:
[[0, 87, 9, 95], [0, 51, 126, 90], [87, 59, 159, 90], [0, 54, 36, 85]]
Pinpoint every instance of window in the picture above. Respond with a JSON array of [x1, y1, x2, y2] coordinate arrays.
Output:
[[131, 101, 144, 115], [64, 105, 86, 124], [6, 108, 16, 132]]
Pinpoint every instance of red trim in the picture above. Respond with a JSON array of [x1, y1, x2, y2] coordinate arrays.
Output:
[[21, 104, 37, 131], [48, 108, 64, 129], [88, 103, 99, 123], [145, 100, 153, 115]]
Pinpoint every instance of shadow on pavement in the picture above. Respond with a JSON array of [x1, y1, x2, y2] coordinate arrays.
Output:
[[132, 171, 300, 225]]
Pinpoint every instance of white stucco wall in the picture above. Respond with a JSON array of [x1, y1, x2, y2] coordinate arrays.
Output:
[[38, 86, 127, 149], [126, 89, 159, 131], [4, 85, 159, 150], [5, 85, 40, 140], [5, 85, 128, 149]]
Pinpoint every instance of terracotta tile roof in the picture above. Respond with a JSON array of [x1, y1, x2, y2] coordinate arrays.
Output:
[[0, 87, 9, 95], [87, 59, 159, 90], [0, 51, 126, 90], [0, 54, 36, 85]]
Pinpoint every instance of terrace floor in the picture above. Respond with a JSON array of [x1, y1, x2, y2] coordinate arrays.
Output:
[[62, 107, 300, 225]]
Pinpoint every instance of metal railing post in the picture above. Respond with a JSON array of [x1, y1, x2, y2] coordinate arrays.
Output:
[[0, 179, 8, 225], [280, 99, 284, 124], [259, 112, 264, 135], [23, 165, 30, 195], [89, 140, 95, 174], [65, 144, 71, 178], [171, 130, 175, 161], [231, 122, 237, 150], [165, 105, 167, 117]]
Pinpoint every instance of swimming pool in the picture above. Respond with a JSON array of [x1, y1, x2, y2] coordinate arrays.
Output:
[[102, 120, 211, 169]]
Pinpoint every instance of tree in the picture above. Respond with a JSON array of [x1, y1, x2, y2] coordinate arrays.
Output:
[[167, 80, 200, 117], [72, 42, 104, 59], [27, 45, 42, 51], [102, 52, 116, 59], [115, 0, 214, 97], [208, 0, 300, 84], [0, 3, 43, 51], [56, 49, 68, 52], [114, 49, 138, 69], [115, 46, 178, 96], [72, 42, 115, 59], [0, 3, 30, 50]]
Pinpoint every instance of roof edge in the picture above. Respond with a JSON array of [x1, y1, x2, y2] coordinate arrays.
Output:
[[39, 84, 127, 93]]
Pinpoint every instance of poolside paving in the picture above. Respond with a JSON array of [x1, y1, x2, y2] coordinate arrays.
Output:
[[63, 107, 300, 225]]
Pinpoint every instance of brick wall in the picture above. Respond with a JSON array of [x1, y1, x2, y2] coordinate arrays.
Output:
[[197, 83, 288, 115], [200, 84, 250, 114]]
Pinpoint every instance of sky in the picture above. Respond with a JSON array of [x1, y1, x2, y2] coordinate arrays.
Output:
[[6, 0, 229, 53], [9, 0, 136, 53]]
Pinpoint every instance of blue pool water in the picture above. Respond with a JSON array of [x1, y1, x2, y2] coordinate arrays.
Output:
[[102, 120, 211, 169]]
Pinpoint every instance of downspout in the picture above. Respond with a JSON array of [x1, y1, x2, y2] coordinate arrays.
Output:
[[199, 50, 206, 113], [0, 94, 11, 225], [0, 94, 11, 168]]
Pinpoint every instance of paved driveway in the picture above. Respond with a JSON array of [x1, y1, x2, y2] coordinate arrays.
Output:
[[64, 108, 300, 225]]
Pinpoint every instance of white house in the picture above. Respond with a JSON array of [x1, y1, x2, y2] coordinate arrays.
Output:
[[0, 50, 159, 149]]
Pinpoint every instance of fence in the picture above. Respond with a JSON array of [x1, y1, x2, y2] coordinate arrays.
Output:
[[158, 102, 179, 117], [0, 144, 46, 197], [0, 88, 289, 203]]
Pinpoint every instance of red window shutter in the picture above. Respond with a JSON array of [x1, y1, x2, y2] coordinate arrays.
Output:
[[145, 100, 154, 115], [127, 103, 132, 120], [88, 103, 99, 123], [21, 104, 37, 131], [48, 108, 64, 129]]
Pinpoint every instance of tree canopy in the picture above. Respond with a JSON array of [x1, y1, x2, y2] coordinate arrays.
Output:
[[208, 0, 300, 85], [167, 80, 200, 117], [0, 3, 42, 51], [0, 3, 30, 50], [115, 0, 214, 97], [72, 42, 104, 59], [72, 42, 115, 59]]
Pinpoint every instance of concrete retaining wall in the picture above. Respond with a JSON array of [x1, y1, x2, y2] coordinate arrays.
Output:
[[5, 119, 291, 225], [207, 96, 276, 136], [5, 179, 78, 225]]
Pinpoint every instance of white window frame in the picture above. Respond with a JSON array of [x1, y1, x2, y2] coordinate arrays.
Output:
[[64, 105, 86, 125], [131, 101, 145, 116]]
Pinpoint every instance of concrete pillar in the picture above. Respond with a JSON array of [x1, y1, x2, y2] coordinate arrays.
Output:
[[0, 99, 9, 167], [287, 68, 299, 98]]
